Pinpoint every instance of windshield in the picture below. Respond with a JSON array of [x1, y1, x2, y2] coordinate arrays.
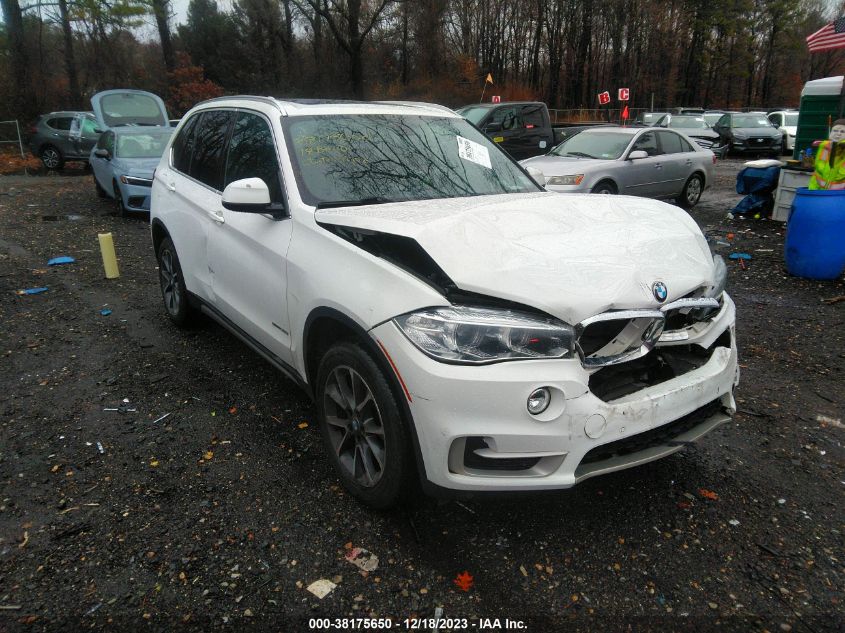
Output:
[[669, 117, 709, 129], [641, 113, 668, 124], [282, 114, 540, 206], [549, 131, 632, 160], [703, 113, 723, 126], [733, 115, 774, 128], [116, 130, 173, 158], [784, 113, 798, 126], [457, 107, 490, 125]]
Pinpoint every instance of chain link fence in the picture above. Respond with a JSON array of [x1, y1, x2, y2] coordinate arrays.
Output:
[[0, 120, 26, 158]]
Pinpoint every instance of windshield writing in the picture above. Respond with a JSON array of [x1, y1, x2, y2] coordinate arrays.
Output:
[[283, 114, 539, 206]]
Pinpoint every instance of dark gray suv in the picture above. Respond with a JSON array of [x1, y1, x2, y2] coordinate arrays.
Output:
[[29, 111, 101, 169]]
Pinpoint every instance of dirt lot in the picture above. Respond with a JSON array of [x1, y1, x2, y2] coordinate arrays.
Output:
[[0, 159, 843, 632]]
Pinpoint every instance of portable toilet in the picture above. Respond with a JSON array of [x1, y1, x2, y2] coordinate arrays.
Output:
[[794, 75, 844, 158]]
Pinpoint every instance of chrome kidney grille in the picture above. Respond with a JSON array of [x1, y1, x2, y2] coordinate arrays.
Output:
[[576, 297, 720, 368]]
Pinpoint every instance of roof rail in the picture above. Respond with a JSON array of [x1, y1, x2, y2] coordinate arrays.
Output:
[[194, 95, 285, 113], [374, 100, 458, 115]]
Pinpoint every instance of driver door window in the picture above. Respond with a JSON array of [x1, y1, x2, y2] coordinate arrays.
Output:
[[631, 132, 662, 156]]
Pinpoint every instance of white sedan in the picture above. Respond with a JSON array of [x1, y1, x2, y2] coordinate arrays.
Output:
[[522, 126, 716, 208]]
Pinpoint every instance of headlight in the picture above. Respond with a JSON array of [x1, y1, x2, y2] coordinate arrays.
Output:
[[732, 133, 747, 140], [393, 306, 575, 364], [546, 174, 584, 186], [120, 175, 153, 187], [692, 255, 727, 320]]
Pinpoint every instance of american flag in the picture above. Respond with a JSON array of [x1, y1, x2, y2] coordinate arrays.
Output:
[[806, 16, 845, 53]]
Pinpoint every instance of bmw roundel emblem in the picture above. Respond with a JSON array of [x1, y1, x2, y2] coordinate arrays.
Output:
[[652, 281, 668, 303]]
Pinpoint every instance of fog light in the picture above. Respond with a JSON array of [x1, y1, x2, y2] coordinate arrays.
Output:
[[527, 387, 551, 415]]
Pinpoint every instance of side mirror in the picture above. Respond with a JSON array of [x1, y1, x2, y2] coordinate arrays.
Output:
[[628, 150, 649, 160], [93, 127, 103, 134], [94, 148, 110, 160], [524, 166, 545, 186], [485, 122, 503, 133], [222, 177, 271, 212]]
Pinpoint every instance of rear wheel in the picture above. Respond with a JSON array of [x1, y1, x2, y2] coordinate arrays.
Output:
[[39, 146, 64, 170], [591, 180, 617, 195], [677, 173, 704, 209], [316, 342, 415, 509], [156, 237, 196, 327]]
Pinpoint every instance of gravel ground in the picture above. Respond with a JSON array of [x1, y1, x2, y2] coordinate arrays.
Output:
[[0, 159, 843, 632]]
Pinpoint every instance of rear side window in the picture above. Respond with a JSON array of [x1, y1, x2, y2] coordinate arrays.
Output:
[[520, 104, 545, 128], [81, 117, 99, 135], [224, 112, 283, 203], [47, 117, 73, 131], [171, 114, 199, 175], [190, 111, 233, 191]]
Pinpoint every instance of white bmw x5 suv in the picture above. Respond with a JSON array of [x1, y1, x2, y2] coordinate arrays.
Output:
[[150, 97, 738, 508]]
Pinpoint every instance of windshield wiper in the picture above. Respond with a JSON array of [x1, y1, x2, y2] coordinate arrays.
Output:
[[315, 197, 394, 210], [563, 151, 594, 158]]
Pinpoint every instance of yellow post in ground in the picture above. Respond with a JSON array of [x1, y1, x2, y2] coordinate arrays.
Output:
[[97, 232, 120, 279]]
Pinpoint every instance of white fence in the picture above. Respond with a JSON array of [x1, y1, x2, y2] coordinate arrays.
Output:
[[0, 120, 25, 158]]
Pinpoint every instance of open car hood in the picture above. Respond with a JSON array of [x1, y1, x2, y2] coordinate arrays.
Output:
[[91, 89, 169, 130], [315, 192, 715, 324]]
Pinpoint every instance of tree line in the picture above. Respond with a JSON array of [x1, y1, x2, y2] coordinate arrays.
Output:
[[1, 0, 844, 122]]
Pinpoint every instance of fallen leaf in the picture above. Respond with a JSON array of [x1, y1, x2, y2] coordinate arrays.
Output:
[[203, 451, 214, 461], [297, 422, 308, 429], [698, 488, 719, 501], [453, 570, 474, 591], [229, 406, 237, 414], [150, 460, 159, 467]]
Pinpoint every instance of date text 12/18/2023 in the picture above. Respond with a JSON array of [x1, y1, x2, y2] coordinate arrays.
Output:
[[308, 618, 528, 630]]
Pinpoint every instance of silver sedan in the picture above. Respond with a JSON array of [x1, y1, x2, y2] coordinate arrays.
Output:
[[521, 127, 716, 208]]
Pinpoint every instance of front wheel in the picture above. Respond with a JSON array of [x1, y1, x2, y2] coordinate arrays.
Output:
[[94, 175, 107, 198], [677, 173, 704, 209], [591, 180, 617, 195], [156, 237, 196, 327], [316, 342, 415, 509], [113, 181, 127, 217]]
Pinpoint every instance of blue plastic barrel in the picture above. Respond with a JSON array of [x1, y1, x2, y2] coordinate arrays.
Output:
[[784, 188, 845, 280]]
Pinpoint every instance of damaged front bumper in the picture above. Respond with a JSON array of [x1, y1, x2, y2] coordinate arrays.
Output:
[[370, 293, 737, 492]]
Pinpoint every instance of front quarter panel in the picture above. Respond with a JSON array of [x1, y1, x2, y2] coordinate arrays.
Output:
[[286, 214, 452, 381]]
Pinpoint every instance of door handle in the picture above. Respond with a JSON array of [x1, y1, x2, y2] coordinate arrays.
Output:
[[209, 211, 225, 224], [654, 163, 663, 169], [166, 181, 176, 191]]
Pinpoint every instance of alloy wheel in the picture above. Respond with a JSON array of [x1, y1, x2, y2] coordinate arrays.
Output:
[[42, 149, 60, 169], [159, 248, 181, 316], [322, 365, 386, 488], [686, 176, 702, 206]]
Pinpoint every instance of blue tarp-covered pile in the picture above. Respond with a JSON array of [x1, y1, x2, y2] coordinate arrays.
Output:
[[731, 166, 780, 218]]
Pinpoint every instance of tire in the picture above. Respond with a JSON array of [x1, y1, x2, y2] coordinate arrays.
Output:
[[94, 176, 107, 198], [315, 342, 415, 509], [39, 146, 64, 170], [591, 180, 617, 195], [113, 181, 127, 217], [677, 173, 704, 209], [156, 236, 196, 327]]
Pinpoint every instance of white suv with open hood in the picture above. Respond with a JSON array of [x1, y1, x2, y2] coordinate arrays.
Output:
[[150, 97, 738, 508]]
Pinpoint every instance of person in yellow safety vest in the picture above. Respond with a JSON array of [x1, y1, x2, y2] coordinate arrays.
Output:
[[809, 119, 845, 190]]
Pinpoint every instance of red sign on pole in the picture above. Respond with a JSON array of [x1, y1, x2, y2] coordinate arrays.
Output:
[[598, 91, 611, 105], [491, 95, 501, 103], [618, 88, 630, 101], [622, 105, 630, 120]]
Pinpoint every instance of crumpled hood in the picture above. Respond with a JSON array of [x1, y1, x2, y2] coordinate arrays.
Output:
[[315, 192, 715, 324]]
